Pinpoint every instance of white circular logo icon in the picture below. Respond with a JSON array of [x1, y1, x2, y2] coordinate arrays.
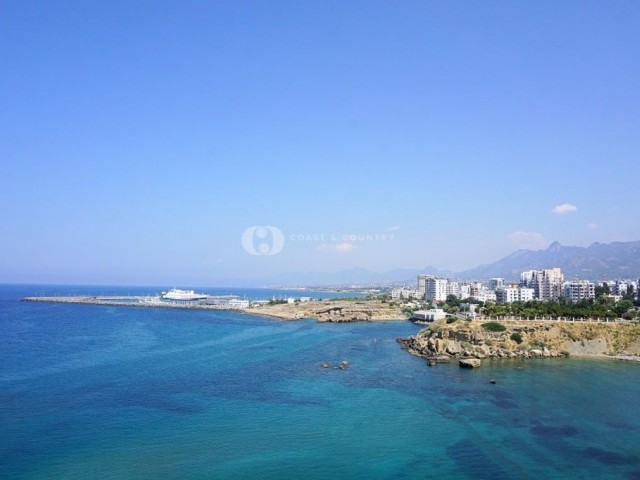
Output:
[[241, 226, 285, 256]]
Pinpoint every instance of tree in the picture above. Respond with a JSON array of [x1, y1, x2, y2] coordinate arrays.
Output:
[[446, 294, 460, 307], [595, 283, 610, 297], [623, 284, 635, 302], [614, 299, 634, 318]]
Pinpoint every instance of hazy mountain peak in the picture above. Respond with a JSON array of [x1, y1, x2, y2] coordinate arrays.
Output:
[[547, 241, 563, 252]]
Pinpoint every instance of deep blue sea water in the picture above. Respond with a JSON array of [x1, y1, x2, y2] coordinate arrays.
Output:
[[1, 284, 639, 479]]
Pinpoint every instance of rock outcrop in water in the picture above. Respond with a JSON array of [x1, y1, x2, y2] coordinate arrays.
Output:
[[399, 319, 640, 364]]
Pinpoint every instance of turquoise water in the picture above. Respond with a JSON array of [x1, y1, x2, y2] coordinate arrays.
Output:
[[1, 285, 639, 479]]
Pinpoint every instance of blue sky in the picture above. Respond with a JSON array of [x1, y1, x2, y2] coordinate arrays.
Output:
[[1, 1, 639, 286]]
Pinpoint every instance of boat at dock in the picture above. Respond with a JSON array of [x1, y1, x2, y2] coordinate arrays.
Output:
[[160, 288, 208, 301]]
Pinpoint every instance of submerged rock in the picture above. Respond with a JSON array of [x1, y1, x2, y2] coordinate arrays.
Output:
[[459, 358, 481, 369]]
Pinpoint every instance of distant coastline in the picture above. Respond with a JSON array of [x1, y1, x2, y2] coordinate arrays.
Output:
[[21, 296, 640, 362]]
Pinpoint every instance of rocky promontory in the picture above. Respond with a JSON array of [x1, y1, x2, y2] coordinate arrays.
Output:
[[244, 299, 405, 322], [400, 319, 640, 364]]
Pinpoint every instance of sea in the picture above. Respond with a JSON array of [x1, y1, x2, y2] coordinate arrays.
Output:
[[1, 284, 639, 479]]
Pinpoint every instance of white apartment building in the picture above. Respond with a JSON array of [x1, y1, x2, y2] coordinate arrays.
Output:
[[496, 286, 535, 303], [521, 268, 564, 301], [469, 282, 483, 297], [391, 288, 420, 300], [613, 280, 628, 296], [424, 276, 448, 303], [540, 268, 564, 300], [562, 281, 596, 302], [496, 287, 519, 303], [472, 288, 497, 303], [519, 287, 535, 302], [520, 270, 536, 288], [447, 281, 460, 298], [445, 282, 471, 300]]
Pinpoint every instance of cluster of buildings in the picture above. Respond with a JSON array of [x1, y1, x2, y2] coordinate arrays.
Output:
[[390, 269, 638, 305]]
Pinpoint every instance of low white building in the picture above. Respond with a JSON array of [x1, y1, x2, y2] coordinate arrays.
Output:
[[471, 287, 497, 303], [519, 287, 535, 302], [228, 299, 250, 309], [495, 286, 535, 303], [391, 287, 420, 300], [411, 308, 447, 322], [496, 287, 519, 303]]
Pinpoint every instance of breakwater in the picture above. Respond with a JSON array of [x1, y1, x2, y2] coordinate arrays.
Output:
[[21, 296, 246, 310]]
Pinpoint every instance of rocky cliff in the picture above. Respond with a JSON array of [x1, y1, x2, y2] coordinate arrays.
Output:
[[400, 319, 640, 363]]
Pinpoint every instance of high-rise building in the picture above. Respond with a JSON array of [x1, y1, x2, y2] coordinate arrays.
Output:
[[424, 276, 448, 303], [489, 278, 505, 290], [534, 268, 564, 301], [447, 281, 460, 298], [417, 274, 428, 298], [520, 268, 564, 300], [520, 270, 536, 288]]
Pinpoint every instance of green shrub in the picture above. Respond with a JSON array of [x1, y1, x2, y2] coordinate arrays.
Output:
[[482, 321, 507, 332], [446, 316, 459, 324], [428, 323, 442, 334], [510, 332, 523, 344]]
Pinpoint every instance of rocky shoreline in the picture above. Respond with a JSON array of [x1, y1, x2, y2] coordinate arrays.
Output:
[[399, 318, 640, 367]]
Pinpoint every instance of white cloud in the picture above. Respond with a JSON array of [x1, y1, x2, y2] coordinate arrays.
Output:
[[587, 223, 598, 229], [507, 231, 549, 250], [335, 242, 355, 252], [387, 225, 400, 231], [317, 242, 356, 253], [551, 203, 578, 215]]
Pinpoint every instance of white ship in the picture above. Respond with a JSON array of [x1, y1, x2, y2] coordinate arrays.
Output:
[[160, 288, 208, 301]]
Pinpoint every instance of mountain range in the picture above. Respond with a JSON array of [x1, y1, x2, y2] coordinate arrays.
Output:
[[268, 240, 640, 286], [459, 240, 640, 281]]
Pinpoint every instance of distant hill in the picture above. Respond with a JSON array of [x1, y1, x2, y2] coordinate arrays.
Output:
[[458, 240, 640, 281]]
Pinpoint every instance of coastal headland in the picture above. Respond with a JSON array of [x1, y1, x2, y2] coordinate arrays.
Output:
[[400, 318, 640, 364], [244, 299, 405, 322]]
